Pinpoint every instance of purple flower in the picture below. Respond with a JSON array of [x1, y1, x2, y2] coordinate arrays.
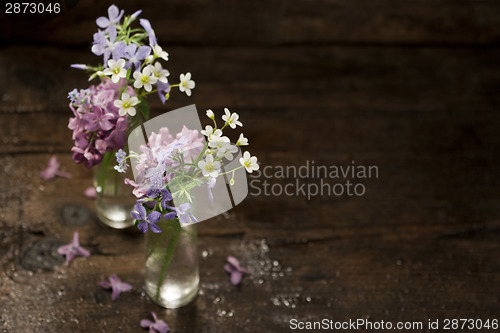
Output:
[[96, 5, 124, 29], [131, 203, 162, 233], [85, 106, 114, 131], [68, 88, 90, 105], [57, 232, 90, 266], [160, 189, 173, 210], [40, 156, 72, 181], [68, 79, 136, 169], [164, 203, 198, 225], [130, 10, 142, 20], [124, 44, 151, 70], [140, 312, 169, 333], [139, 19, 157, 46], [156, 81, 170, 104], [114, 149, 128, 173], [91, 25, 126, 64], [70, 64, 88, 70], [224, 256, 251, 285], [145, 163, 166, 190], [99, 274, 132, 301]]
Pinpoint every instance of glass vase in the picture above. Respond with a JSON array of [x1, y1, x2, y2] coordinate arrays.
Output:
[[93, 150, 136, 229], [145, 218, 199, 308]]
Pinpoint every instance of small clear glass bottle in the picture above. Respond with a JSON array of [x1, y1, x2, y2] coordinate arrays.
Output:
[[93, 150, 136, 229], [144, 218, 199, 308]]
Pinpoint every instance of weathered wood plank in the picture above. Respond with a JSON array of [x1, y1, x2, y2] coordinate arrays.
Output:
[[2, 0, 500, 46], [1, 45, 499, 114]]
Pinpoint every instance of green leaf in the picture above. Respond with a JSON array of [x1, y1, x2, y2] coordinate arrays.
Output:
[[138, 96, 150, 120], [126, 67, 131, 81]]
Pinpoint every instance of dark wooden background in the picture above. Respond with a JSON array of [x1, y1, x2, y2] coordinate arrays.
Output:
[[1, 0, 500, 332]]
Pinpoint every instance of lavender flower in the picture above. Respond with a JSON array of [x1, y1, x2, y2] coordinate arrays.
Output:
[[224, 256, 251, 285], [124, 44, 151, 70], [91, 25, 126, 64], [140, 312, 169, 333], [114, 149, 128, 173], [164, 203, 198, 224], [99, 274, 132, 301], [67, 88, 90, 104], [156, 81, 170, 104], [131, 203, 162, 233], [84, 106, 114, 131], [144, 163, 166, 190], [67, 89, 79, 103], [40, 156, 72, 181], [70, 64, 88, 70], [57, 232, 90, 266], [96, 5, 124, 29], [160, 189, 173, 210], [68, 79, 135, 168], [139, 18, 157, 46], [130, 10, 142, 20]]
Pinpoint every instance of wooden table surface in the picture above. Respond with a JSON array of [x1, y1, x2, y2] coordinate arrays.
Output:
[[1, 1, 500, 332]]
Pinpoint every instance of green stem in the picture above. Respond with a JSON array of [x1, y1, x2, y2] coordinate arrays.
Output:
[[154, 219, 181, 302], [114, 168, 119, 197]]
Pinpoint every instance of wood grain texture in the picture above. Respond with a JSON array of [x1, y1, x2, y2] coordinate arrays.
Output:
[[1, 0, 500, 332], [2, 0, 500, 46]]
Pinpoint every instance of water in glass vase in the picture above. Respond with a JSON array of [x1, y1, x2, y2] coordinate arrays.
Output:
[[145, 219, 199, 308], [93, 151, 136, 229]]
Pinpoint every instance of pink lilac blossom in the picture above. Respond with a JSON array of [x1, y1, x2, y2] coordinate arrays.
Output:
[[224, 256, 251, 285], [84, 186, 97, 198], [57, 231, 90, 266], [99, 274, 132, 301], [40, 156, 72, 181], [140, 312, 169, 333], [68, 78, 135, 168], [126, 126, 203, 197]]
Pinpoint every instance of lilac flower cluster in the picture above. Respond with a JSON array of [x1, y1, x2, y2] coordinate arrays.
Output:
[[68, 79, 135, 168], [114, 148, 128, 172], [68, 4, 196, 169], [122, 126, 204, 232], [74, 4, 195, 105], [125, 126, 203, 197]]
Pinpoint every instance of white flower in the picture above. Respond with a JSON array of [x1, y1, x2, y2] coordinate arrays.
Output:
[[222, 108, 242, 129], [179, 72, 195, 96], [206, 109, 214, 119], [145, 55, 154, 64], [239, 151, 259, 173], [236, 133, 248, 146], [152, 44, 169, 61], [221, 144, 238, 161], [114, 92, 139, 116], [208, 136, 237, 160], [149, 62, 170, 83], [103, 59, 127, 83], [201, 125, 222, 140], [200, 125, 213, 137], [208, 135, 230, 150], [198, 154, 221, 178], [133, 67, 158, 92]]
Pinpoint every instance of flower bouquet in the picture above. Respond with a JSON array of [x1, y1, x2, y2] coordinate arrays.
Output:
[[119, 107, 259, 307], [67, 5, 195, 228]]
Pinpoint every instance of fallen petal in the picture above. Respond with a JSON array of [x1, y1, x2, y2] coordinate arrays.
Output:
[[84, 186, 97, 198]]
